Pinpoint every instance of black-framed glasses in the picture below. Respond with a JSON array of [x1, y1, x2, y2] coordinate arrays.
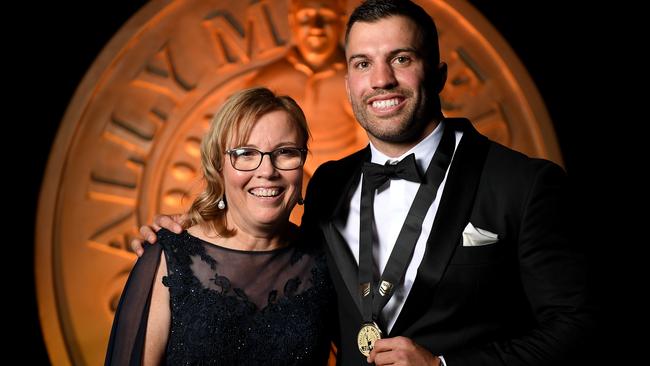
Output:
[[225, 147, 308, 171]]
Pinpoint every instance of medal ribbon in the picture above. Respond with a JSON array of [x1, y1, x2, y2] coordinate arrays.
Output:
[[358, 124, 455, 328]]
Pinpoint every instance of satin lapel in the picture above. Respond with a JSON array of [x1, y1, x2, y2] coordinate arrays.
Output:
[[320, 147, 369, 315], [328, 147, 369, 222], [390, 119, 490, 336], [321, 221, 362, 311]]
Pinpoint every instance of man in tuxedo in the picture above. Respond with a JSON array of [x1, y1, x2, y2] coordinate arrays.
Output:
[[133, 1, 593, 364]]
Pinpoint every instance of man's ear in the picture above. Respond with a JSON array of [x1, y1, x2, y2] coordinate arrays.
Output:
[[434, 62, 447, 94], [344, 74, 352, 103]]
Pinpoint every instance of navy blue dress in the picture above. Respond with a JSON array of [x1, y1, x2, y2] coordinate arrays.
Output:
[[105, 229, 335, 365]]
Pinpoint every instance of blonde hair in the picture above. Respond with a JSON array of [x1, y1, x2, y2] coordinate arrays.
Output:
[[184, 87, 310, 236]]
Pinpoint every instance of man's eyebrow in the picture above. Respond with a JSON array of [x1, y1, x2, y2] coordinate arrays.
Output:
[[388, 47, 419, 57], [347, 54, 368, 63]]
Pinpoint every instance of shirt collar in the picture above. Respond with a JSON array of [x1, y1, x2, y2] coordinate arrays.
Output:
[[369, 121, 444, 174]]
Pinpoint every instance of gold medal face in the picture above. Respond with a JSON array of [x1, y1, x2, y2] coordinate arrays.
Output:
[[357, 323, 383, 357]]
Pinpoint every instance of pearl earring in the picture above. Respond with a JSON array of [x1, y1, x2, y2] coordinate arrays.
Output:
[[217, 198, 226, 210]]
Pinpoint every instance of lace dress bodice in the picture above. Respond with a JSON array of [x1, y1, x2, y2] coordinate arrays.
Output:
[[158, 229, 334, 365]]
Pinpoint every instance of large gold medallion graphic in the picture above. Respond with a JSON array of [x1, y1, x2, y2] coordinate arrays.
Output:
[[36, 0, 562, 364]]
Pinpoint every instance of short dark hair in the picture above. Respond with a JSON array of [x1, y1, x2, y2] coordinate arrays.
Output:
[[344, 0, 440, 63]]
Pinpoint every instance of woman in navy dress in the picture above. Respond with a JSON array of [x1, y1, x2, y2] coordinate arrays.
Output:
[[105, 87, 335, 365]]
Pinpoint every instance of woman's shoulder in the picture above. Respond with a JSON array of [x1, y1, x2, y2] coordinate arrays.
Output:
[[290, 238, 328, 275], [155, 228, 182, 248], [287, 240, 333, 303], [155, 228, 204, 257]]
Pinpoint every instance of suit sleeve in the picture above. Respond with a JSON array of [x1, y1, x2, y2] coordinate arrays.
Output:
[[444, 162, 595, 365], [301, 163, 330, 244], [300, 164, 342, 350], [104, 243, 164, 366]]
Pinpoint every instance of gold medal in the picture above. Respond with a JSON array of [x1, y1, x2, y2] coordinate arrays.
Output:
[[357, 322, 383, 356]]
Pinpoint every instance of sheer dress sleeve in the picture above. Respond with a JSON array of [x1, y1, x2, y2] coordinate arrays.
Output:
[[105, 243, 163, 366]]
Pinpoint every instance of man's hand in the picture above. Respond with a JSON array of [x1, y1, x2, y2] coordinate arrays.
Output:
[[367, 336, 440, 366], [130, 214, 185, 257]]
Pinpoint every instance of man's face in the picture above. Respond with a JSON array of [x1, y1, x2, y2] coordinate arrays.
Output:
[[345, 16, 444, 146], [291, 1, 343, 66]]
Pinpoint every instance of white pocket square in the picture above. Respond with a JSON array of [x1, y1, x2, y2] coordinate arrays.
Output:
[[462, 222, 499, 247]]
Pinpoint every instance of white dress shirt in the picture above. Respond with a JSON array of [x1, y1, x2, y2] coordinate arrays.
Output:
[[334, 121, 462, 333]]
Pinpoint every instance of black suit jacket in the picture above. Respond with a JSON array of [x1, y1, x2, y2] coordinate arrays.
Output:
[[301, 118, 593, 365]]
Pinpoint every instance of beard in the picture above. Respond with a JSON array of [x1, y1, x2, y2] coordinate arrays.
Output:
[[350, 87, 434, 143]]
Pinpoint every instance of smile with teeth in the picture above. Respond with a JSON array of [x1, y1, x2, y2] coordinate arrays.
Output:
[[249, 187, 283, 197], [371, 98, 401, 110]]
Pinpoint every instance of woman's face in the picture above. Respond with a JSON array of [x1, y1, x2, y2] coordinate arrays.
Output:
[[222, 110, 305, 235]]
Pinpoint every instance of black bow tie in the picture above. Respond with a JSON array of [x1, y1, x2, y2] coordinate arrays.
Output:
[[362, 153, 422, 191]]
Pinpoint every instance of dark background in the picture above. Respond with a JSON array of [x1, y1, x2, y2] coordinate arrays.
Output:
[[13, 0, 628, 363]]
